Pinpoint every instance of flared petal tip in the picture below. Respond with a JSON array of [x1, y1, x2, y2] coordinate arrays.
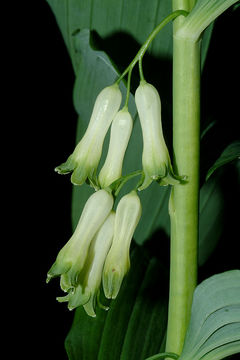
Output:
[[158, 171, 188, 186], [46, 273, 53, 284], [70, 166, 88, 186], [137, 173, 152, 191], [46, 261, 71, 284], [83, 301, 97, 317], [55, 156, 76, 175]]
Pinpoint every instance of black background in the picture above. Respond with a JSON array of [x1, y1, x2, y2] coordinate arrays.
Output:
[[14, 1, 76, 359], [12, 1, 239, 359]]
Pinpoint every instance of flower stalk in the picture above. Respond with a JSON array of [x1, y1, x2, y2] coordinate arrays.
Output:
[[166, 0, 199, 356], [116, 10, 189, 86]]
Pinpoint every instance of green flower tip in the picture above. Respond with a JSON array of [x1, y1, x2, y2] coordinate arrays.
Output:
[[55, 155, 75, 175], [46, 261, 71, 284], [55, 155, 91, 186], [103, 267, 125, 299], [57, 286, 107, 317], [138, 165, 186, 190]]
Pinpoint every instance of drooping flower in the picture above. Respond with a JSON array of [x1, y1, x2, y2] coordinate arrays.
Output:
[[98, 108, 133, 188], [135, 80, 183, 190], [103, 191, 142, 299], [57, 211, 115, 317], [55, 84, 122, 186], [47, 189, 114, 290]]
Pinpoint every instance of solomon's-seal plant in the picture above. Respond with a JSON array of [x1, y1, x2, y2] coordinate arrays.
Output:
[[47, 10, 188, 316]]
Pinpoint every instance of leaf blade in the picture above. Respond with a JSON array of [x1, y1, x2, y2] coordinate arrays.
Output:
[[65, 245, 169, 360], [206, 141, 240, 180], [179, 270, 240, 360]]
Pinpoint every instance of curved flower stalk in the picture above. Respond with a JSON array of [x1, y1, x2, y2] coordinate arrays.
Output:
[[46, 189, 114, 290], [57, 211, 115, 317], [55, 84, 122, 186], [135, 81, 184, 190], [98, 108, 133, 188], [103, 191, 142, 299]]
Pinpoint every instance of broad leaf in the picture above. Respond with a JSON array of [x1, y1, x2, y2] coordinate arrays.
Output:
[[198, 171, 224, 266], [176, 0, 237, 41], [65, 245, 168, 360], [179, 270, 240, 360], [206, 141, 240, 180], [46, 0, 174, 70], [46, 0, 212, 77]]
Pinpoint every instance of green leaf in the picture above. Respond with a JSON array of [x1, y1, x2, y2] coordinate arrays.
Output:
[[176, 0, 238, 41], [206, 141, 240, 181], [46, 0, 173, 70], [46, 0, 212, 75], [179, 270, 240, 360], [198, 171, 225, 266], [65, 245, 169, 360]]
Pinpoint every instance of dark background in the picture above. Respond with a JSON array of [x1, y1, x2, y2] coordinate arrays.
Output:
[[15, 1, 239, 359], [16, 1, 76, 359]]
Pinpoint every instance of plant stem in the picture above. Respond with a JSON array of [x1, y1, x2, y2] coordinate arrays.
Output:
[[116, 10, 188, 85], [123, 67, 133, 108], [166, 0, 200, 356]]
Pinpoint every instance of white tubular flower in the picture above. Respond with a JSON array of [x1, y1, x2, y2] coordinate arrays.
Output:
[[103, 191, 142, 299], [135, 81, 182, 190], [57, 211, 115, 317], [98, 108, 133, 188], [47, 189, 114, 290], [55, 84, 122, 186]]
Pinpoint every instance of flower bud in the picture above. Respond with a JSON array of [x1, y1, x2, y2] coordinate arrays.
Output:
[[55, 84, 122, 186], [103, 191, 141, 299], [57, 212, 115, 316], [47, 189, 114, 290], [135, 81, 181, 190], [98, 108, 133, 188]]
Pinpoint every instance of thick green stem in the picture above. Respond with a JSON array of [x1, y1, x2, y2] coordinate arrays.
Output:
[[165, 20, 200, 359]]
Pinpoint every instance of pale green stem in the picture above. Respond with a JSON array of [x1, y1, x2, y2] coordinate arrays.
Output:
[[123, 67, 133, 108], [116, 10, 188, 86], [165, 0, 200, 356]]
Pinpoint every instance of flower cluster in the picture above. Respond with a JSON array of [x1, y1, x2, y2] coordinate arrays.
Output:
[[48, 79, 181, 316], [55, 84, 122, 187], [47, 189, 141, 316]]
